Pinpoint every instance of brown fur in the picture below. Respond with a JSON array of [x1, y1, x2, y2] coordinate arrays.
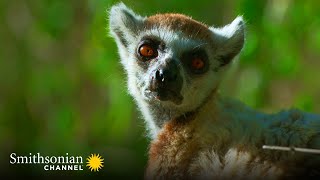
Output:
[[146, 112, 201, 180], [145, 14, 212, 40], [145, 93, 320, 179]]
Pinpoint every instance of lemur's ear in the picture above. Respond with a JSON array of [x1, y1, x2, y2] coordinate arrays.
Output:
[[109, 3, 145, 48], [210, 16, 245, 66]]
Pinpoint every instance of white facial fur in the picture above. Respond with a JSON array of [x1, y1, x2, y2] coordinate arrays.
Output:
[[109, 3, 245, 138]]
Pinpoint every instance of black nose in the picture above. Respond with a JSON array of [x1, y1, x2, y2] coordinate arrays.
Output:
[[150, 61, 183, 104], [154, 62, 178, 85]]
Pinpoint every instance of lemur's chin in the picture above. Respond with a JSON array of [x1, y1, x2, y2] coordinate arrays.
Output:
[[156, 90, 183, 105]]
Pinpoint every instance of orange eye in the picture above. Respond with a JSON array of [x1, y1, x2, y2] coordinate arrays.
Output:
[[191, 57, 205, 70], [139, 44, 157, 58]]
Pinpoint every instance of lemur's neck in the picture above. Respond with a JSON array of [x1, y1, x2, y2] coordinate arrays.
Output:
[[137, 88, 219, 139], [142, 101, 185, 138]]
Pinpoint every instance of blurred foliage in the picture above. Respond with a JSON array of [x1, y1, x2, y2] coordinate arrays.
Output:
[[0, 0, 320, 178]]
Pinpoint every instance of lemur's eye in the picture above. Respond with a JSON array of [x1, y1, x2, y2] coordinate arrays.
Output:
[[138, 44, 158, 60], [191, 57, 205, 70], [182, 49, 209, 74]]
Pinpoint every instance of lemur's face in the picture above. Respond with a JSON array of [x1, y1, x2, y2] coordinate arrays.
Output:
[[109, 3, 244, 111]]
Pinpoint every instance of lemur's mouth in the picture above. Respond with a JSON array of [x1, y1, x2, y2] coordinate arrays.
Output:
[[156, 88, 183, 104], [146, 88, 183, 105]]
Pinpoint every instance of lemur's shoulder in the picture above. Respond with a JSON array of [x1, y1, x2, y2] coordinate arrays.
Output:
[[145, 95, 261, 179], [147, 94, 320, 178]]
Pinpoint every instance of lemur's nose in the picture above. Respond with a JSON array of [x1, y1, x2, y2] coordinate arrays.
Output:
[[154, 61, 178, 84], [150, 60, 183, 104]]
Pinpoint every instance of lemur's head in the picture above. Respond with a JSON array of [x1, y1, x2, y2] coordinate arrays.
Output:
[[109, 3, 244, 114]]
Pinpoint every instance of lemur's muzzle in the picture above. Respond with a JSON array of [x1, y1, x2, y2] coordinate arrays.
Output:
[[150, 61, 183, 104]]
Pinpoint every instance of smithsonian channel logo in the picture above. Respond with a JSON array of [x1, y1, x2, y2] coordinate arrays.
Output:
[[10, 153, 104, 172]]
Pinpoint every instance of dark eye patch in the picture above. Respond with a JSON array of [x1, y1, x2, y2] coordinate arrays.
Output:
[[135, 36, 165, 69], [181, 49, 209, 75]]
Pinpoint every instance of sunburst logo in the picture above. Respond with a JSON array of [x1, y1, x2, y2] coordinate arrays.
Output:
[[86, 154, 104, 172]]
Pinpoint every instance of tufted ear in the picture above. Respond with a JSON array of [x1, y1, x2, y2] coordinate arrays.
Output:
[[210, 16, 245, 67], [108, 3, 145, 48]]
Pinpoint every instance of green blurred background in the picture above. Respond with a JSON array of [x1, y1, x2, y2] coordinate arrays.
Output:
[[1, 0, 320, 178]]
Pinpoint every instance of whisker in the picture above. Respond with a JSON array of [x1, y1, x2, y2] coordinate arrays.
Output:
[[192, 42, 208, 51], [263, 145, 320, 154]]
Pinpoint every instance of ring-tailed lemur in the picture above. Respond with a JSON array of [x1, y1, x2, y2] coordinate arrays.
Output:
[[109, 3, 320, 179]]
